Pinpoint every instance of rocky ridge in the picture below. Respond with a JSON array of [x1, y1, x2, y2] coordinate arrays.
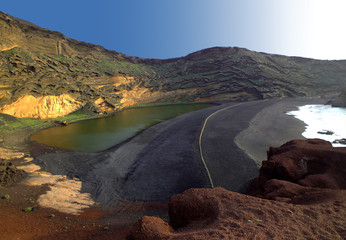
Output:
[[1, 11, 346, 118]]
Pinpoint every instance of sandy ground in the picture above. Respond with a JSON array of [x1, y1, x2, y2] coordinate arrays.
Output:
[[0, 97, 333, 239], [0, 181, 167, 240], [235, 97, 328, 164], [33, 104, 224, 204], [128, 187, 346, 240], [32, 98, 331, 205], [0, 153, 167, 240]]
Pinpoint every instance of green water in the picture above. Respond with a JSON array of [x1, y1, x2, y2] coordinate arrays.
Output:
[[31, 104, 212, 152]]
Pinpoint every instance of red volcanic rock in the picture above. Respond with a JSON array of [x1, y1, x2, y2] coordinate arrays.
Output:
[[127, 216, 173, 240], [168, 188, 219, 229], [248, 139, 346, 203], [127, 187, 346, 239], [128, 139, 346, 239]]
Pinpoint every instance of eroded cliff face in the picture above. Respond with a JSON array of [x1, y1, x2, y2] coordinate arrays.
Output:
[[1, 11, 346, 119], [0, 12, 127, 60], [0, 94, 82, 119]]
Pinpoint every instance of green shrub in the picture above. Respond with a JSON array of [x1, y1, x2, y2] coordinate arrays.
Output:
[[23, 207, 33, 212]]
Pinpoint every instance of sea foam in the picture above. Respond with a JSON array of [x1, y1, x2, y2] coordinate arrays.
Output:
[[287, 105, 346, 147]]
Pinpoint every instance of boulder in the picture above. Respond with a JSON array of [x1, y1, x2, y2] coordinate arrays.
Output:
[[333, 138, 346, 145], [54, 120, 68, 126], [127, 187, 346, 239], [128, 139, 346, 239], [127, 216, 173, 240], [247, 139, 346, 203], [0, 159, 25, 187]]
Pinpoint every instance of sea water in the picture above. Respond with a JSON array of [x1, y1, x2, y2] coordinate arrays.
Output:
[[287, 105, 346, 147]]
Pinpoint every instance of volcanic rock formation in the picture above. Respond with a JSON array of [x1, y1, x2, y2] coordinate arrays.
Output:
[[0, 159, 25, 187], [0, 148, 26, 187], [1, 11, 346, 118], [247, 139, 346, 203], [127, 139, 346, 239], [0, 94, 82, 119]]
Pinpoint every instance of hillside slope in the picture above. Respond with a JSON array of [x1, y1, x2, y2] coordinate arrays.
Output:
[[1, 11, 345, 118]]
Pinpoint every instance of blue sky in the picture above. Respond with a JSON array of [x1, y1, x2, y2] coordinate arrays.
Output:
[[2, 0, 346, 60]]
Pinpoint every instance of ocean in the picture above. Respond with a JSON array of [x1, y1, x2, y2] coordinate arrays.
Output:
[[287, 105, 346, 147]]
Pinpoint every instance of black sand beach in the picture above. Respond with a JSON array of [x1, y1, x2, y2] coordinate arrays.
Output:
[[235, 97, 327, 164], [32, 97, 329, 206]]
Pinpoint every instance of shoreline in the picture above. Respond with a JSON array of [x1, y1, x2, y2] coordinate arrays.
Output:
[[287, 104, 346, 147], [30, 103, 216, 153], [2, 97, 332, 203], [0, 101, 220, 154], [0, 96, 337, 239], [235, 97, 329, 164], [30, 97, 332, 204]]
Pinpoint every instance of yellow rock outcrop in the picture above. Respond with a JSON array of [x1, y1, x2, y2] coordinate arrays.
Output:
[[0, 45, 19, 52], [0, 94, 82, 119]]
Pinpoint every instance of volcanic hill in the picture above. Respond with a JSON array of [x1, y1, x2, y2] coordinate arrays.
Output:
[[0, 11, 346, 118]]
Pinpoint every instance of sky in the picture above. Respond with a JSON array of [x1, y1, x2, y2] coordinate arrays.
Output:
[[1, 0, 346, 60]]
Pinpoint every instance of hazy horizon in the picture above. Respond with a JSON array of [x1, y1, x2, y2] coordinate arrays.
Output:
[[2, 0, 346, 60]]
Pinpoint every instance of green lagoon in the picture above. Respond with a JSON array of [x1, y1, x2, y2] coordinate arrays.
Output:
[[31, 104, 212, 152]]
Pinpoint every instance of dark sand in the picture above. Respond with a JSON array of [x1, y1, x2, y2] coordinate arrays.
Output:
[[0, 97, 333, 240], [235, 97, 327, 164], [33, 97, 329, 206]]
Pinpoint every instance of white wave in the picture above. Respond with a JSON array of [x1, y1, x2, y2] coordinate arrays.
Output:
[[287, 105, 346, 147]]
